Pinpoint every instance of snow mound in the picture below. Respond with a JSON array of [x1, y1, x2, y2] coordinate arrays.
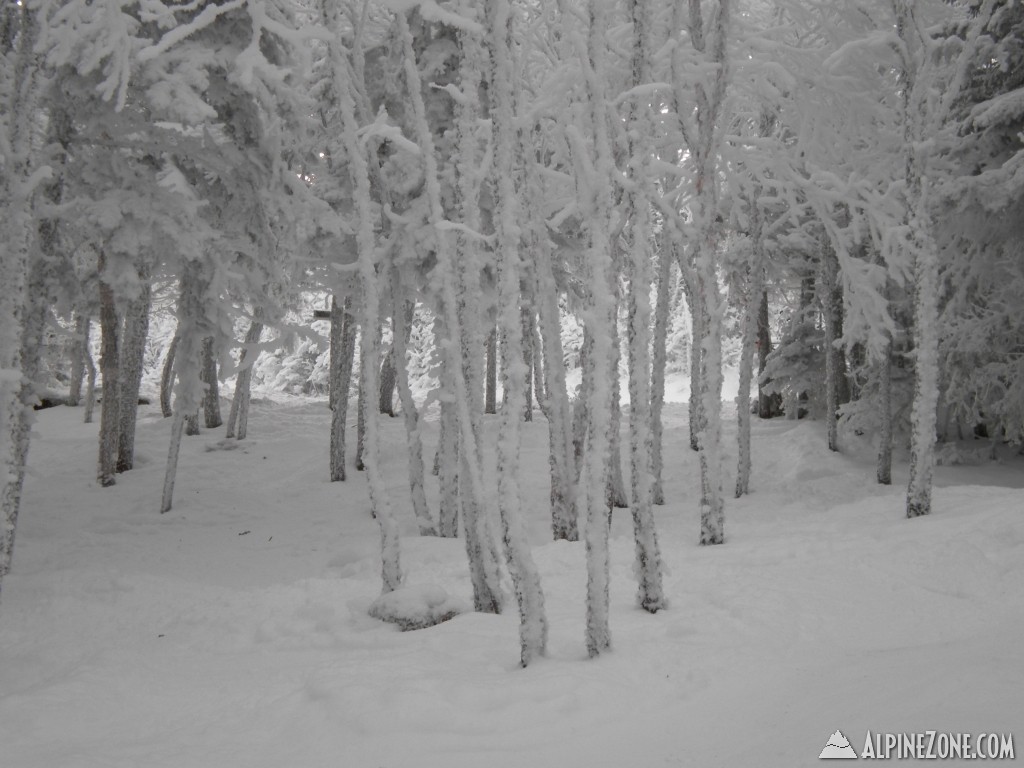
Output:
[[368, 584, 469, 631]]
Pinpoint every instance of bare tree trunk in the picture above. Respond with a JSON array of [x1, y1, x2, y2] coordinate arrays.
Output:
[[225, 313, 263, 441], [877, 337, 893, 485], [117, 276, 151, 473], [160, 332, 178, 418], [485, 324, 497, 414], [328, 296, 356, 479], [756, 288, 774, 418], [83, 341, 97, 424], [378, 343, 397, 417], [521, 306, 534, 422], [821, 238, 840, 453], [97, 253, 120, 488], [200, 336, 221, 429], [67, 311, 88, 406]]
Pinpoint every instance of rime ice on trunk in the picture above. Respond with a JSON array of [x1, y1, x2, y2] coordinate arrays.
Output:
[[756, 288, 773, 418], [160, 332, 178, 418], [161, 262, 208, 514], [328, 296, 355, 480], [378, 344, 397, 417], [225, 314, 263, 441], [684, 276, 704, 453], [117, 276, 151, 473], [521, 306, 534, 422], [391, 274, 435, 537], [200, 336, 222, 429], [906, 231, 939, 518], [331, 16, 402, 591], [650, 239, 672, 505], [83, 344, 97, 424], [97, 253, 121, 488], [485, 0, 549, 664], [607, 315, 628, 511], [624, 0, 665, 611]]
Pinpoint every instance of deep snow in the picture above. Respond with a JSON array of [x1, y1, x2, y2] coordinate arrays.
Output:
[[1, 393, 1022, 767]]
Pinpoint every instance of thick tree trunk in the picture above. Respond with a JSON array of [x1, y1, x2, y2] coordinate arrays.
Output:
[[160, 332, 178, 418], [906, 238, 939, 518], [684, 276, 704, 452], [436, 320, 460, 538], [97, 255, 121, 488], [328, 296, 355, 480], [225, 314, 263, 441], [200, 336, 221, 429], [116, 277, 151, 473], [736, 263, 764, 498], [67, 312, 88, 406]]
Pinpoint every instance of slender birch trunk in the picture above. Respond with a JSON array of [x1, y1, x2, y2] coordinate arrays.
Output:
[[332, 15, 401, 591], [485, 0, 548, 664], [650, 237, 672, 505], [161, 262, 206, 514], [225, 313, 263, 441], [391, 271, 435, 536], [624, 0, 665, 611]]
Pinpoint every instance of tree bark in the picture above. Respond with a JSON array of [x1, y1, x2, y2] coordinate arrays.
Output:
[[821, 238, 841, 453], [756, 288, 774, 418], [117, 276, 151, 473], [650, 237, 672, 505], [328, 296, 356, 479], [160, 332, 178, 418], [97, 253, 121, 488], [67, 312, 88, 406], [200, 335, 221, 429], [225, 313, 263, 441], [484, 324, 497, 414], [377, 343, 397, 417]]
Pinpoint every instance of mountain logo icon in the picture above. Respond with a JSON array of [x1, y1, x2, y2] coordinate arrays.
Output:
[[820, 729, 859, 759]]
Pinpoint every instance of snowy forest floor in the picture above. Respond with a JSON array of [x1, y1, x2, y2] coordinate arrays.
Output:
[[2, 396, 1023, 767]]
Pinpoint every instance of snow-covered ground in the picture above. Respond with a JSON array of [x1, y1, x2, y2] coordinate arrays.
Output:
[[1, 395, 1022, 767]]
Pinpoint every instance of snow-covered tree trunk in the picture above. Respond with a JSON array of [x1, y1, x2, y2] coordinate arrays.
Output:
[[337, 22, 400, 592], [97, 252, 121, 488], [435, 312, 460, 538], [160, 332, 178, 418], [328, 295, 355, 480], [624, 0, 665, 611], [532, 224, 577, 540], [521, 306, 534, 422], [607, 311, 628, 511], [391, 272, 435, 537], [574, 0, 618, 657], [684, 275, 703, 452], [225, 313, 263, 441], [67, 312, 88, 406], [116, 275, 151, 473], [355, 349, 366, 472], [650, 238, 672, 505], [485, 0, 548, 665], [200, 336, 222, 429], [161, 262, 207, 514]]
